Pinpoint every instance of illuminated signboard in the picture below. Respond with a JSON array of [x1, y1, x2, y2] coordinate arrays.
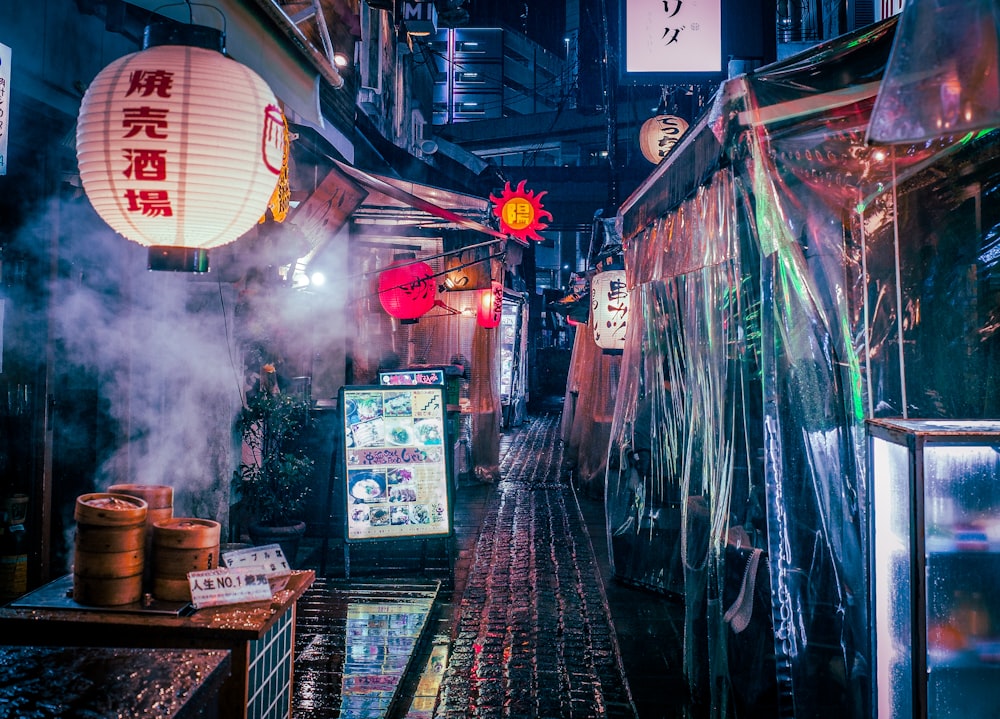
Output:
[[340, 386, 452, 542], [622, 0, 722, 78], [489, 180, 552, 242], [0, 43, 10, 176], [379, 369, 446, 387]]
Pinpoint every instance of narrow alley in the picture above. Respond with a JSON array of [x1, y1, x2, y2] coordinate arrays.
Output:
[[291, 407, 686, 719]]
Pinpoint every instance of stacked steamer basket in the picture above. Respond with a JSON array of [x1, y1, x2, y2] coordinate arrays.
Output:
[[108, 484, 173, 589], [72, 493, 148, 606], [151, 518, 221, 602], [108, 483, 173, 527]]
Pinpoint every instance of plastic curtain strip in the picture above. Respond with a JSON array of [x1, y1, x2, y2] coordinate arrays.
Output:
[[602, 17, 1000, 718], [561, 325, 621, 498]]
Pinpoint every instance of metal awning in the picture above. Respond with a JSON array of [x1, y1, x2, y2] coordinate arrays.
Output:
[[333, 160, 516, 242]]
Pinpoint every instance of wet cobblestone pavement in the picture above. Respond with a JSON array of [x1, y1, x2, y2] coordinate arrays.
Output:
[[292, 409, 653, 719], [433, 412, 637, 719]]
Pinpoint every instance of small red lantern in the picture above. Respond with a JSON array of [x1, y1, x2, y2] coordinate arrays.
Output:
[[378, 255, 436, 323], [477, 280, 504, 328]]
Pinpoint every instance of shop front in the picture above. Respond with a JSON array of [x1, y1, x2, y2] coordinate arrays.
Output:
[[592, 14, 1000, 719]]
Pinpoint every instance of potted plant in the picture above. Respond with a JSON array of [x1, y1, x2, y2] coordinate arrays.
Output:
[[233, 367, 314, 566]]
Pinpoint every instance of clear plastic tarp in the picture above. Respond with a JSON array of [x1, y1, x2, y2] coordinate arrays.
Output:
[[597, 14, 1000, 719], [561, 321, 621, 498]]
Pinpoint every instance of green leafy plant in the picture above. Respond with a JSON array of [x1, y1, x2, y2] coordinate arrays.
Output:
[[234, 389, 314, 527]]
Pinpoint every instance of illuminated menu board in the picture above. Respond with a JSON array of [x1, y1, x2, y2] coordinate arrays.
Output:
[[340, 386, 452, 542]]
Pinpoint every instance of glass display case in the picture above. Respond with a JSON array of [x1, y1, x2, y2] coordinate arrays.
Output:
[[867, 419, 1000, 719]]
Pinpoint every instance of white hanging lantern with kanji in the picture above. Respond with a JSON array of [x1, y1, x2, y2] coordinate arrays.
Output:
[[591, 269, 629, 351], [76, 22, 285, 271]]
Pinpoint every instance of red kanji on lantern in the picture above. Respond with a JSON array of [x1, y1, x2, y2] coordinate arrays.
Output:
[[477, 280, 504, 328], [378, 256, 436, 323]]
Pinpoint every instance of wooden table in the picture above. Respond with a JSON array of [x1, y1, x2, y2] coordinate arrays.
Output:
[[0, 570, 314, 719], [0, 645, 231, 718]]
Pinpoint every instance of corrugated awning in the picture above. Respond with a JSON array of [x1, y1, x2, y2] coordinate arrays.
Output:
[[333, 160, 519, 244]]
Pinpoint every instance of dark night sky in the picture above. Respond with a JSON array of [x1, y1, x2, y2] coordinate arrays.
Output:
[[466, 0, 567, 54]]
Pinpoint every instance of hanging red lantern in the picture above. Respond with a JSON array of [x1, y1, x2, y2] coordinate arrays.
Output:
[[76, 22, 285, 272], [477, 280, 504, 328], [378, 255, 436, 323]]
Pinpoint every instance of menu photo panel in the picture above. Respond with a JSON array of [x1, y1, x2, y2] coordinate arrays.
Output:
[[340, 386, 453, 542]]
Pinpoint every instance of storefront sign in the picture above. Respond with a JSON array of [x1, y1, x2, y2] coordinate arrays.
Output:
[[402, 0, 437, 35], [623, 0, 722, 75], [443, 245, 492, 290], [76, 34, 284, 258], [0, 43, 10, 176], [477, 280, 504, 328], [341, 386, 452, 542], [289, 162, 367, 241], [377, 256, 437, 323], [639, 114, 690, 164], [379, 369, 446, 387], [490, 180, 552, 242], [187, 567, 273, 609]]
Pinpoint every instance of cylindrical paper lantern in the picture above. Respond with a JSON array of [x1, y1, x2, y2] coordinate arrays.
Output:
[[591, 270, 629, 351], [76, 23, 285, 271], [639, 114, 689, 165], [477, 280, 504, 328], [378, 256, 436, 323]]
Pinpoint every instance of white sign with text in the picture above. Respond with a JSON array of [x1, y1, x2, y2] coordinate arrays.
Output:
[[0, 43, 11, 175], [624, 0, 722, 75], [188, 567, 273, 609]]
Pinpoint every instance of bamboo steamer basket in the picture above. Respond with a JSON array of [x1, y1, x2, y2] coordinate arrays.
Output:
[[72, 493, 148, 606], [108, 484, 173, 526], [108, 484, 173, 590], [151, 518, 221, 602]]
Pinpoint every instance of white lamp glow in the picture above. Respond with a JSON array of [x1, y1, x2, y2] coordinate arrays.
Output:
[[591, 269, 629, 351], [77, 23, 285, 271]]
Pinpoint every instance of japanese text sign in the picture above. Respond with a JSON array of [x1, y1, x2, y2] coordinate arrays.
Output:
[[0, 43, 10, 176], [592, 270, 630, 351], [341, 386, 453, 542], [188, 567, 273, 609], [624, 0, 722, 75]]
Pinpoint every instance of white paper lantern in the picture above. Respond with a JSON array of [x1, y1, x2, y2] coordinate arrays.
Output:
[[591, 270, 629, 351], [76, 24, 285, 271], [639, 114, 689, 165]]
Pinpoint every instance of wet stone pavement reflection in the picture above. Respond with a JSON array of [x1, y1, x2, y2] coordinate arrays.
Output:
[[432, 413, 635, 719], [293, 408, 683, 719]]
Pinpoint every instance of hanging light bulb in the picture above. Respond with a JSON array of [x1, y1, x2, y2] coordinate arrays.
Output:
[[868, 0, 1000, 144]]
